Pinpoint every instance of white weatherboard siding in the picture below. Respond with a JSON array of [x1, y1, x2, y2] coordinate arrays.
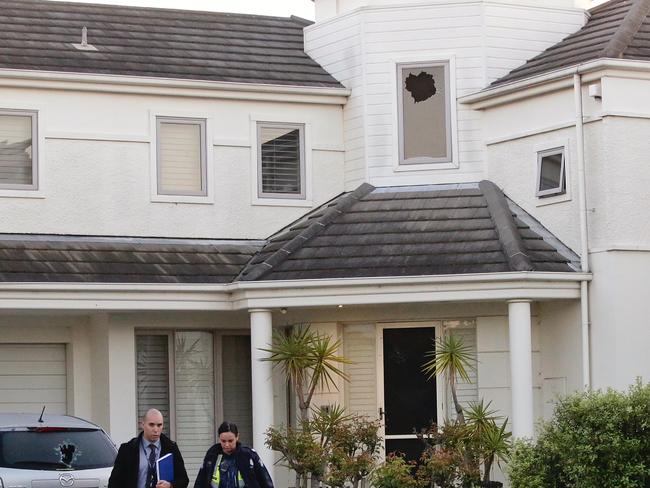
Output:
[[306, 1, 586, 189], [316, 0, 591, 22], [0, 344, 67, 414], [484, 3, 587, 82], [449, 326, 479, 413], [305, 14, 366, 189], [0, 86, 344, 239], [343, 324, 378, 419]]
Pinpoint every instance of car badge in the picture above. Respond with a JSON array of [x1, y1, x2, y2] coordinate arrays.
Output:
[[59, 473, 75, 487]]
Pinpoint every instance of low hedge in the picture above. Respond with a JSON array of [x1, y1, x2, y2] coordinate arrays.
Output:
[[508, 381, 650, 488]]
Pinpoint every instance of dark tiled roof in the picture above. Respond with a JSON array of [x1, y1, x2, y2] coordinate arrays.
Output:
[[492, 0, 650, 87], [0, 235, 263, 283], [0, 0, 342, 88], [238, 181, 578, 281]]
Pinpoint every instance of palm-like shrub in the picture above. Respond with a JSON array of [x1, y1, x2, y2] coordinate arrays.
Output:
[[422, 335, 474, 424], [261, 324, 350, 422]]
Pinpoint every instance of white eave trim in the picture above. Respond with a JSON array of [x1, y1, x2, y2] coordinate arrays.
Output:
[[0, 68, 351, 105], [0, 271, 590, 311], [460, 58, 650, 109]]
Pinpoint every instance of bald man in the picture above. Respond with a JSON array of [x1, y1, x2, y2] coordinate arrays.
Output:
[[108, 409, 189, 488]]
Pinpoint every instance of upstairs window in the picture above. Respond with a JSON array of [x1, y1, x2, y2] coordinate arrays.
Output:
[[536, 148, 566, 197], [156, 117, 207, 196], [257, 123, 305, 199], [397, 61, 452, 165], [0, 110, 37, 190]]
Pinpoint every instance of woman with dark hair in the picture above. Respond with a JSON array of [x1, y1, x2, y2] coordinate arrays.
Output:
[[194, 422, 274, 488]]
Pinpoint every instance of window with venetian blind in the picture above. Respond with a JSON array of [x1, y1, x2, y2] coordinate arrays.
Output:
[[0, 110, 37, 190], [257, 123, 305, 199], [135, 331, 253, 481], [156, 117, 207, 196]]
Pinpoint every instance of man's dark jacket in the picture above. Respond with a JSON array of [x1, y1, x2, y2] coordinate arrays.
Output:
[[108, 432, 189, 488], [193, 443, 273, 488]]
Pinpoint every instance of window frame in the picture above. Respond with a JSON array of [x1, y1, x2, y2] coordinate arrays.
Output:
[[155, 116, 208, 198], [256, 122, 306, 200], [397, 60, 453, 166], [0, 109, 39, 191], [536, 147, 566, 198]]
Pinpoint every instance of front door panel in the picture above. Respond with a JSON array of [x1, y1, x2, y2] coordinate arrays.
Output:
[[382, 326, 437, 460]]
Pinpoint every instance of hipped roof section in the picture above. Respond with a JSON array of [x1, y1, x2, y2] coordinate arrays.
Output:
[[238, 181, 579, 281], [0, 0, 342, 88], [492, 0, 650, 87]]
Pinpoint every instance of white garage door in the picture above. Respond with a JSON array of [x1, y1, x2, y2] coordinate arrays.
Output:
[[0, 344, 67, 414]]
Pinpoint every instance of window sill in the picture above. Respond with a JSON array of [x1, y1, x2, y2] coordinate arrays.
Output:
[[0, 189, 45, 199], [394, 161, 459, 172], [252, 196, 312, 207], [151, 194, 214, 205], [536, 192, 571, 207]]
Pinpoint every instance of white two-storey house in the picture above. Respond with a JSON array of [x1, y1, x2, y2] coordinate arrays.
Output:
[[1, 0, 648, 485]]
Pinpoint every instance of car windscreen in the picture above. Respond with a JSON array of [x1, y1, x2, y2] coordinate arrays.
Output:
[[0, 428, 117, 470]]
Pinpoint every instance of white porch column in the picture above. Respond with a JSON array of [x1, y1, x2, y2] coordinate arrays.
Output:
[[249, 309, 275, 477], [508, 300, 534, 439]]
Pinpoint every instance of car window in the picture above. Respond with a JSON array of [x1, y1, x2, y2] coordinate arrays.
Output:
[[0, 429, 116, 470]]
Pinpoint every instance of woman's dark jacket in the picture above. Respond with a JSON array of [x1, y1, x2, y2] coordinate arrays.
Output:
[[193, 443, 274, 488]]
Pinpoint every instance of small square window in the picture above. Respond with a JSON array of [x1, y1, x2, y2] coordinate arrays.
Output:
[[156, 117, 207, 196], [257, 123, 305, 199], [0, 110, 38, 190], [536, 148, 566, 197], [397, 61, 452, 165]]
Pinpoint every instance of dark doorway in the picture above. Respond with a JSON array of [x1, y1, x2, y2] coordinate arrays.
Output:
[[382, 326, 437, 461]]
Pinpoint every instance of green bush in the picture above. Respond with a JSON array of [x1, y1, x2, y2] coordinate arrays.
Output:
[[508, 380, 650, 488], [370, 453, 419, 488]]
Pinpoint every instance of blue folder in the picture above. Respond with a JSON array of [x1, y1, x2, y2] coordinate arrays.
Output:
[[156, 452, 174, 482]]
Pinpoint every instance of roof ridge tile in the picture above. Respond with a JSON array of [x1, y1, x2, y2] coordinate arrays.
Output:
[[479, 180, 534, 272], [601, 0, 650, 57], [238, 183, 376, 281]]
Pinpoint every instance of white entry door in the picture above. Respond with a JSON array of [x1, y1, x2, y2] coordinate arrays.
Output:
[[0, 344, 67, 414]]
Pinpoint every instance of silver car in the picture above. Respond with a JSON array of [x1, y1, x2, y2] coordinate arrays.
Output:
[[0, 413, 117, 488]]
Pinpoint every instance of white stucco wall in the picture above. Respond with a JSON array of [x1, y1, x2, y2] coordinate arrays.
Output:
[[589, 251, 650, 390], [0, 86, 345, 239], [487, 125, 582, 252], [480, 71, 650, 395]]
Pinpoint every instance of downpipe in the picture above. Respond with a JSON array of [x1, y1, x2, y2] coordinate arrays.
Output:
[[573, 72, 591, 389]]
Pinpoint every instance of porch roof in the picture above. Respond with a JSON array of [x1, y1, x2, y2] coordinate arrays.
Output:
[[238, 181, 580, 282], [0, 235, 263, 283]]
